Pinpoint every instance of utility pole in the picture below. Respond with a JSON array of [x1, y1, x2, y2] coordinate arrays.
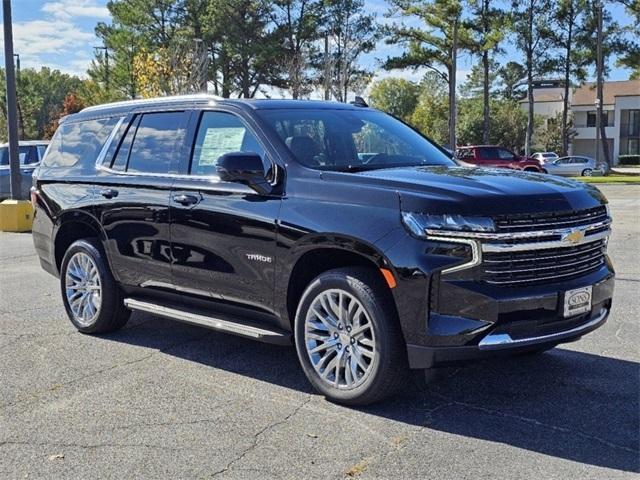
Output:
[[3, 0, 21, 200], [323, 34, 331, 101], [95, 45, 110, 92], [449, 18, 458, 151], [594, 2, 602, 166], [595, 1, 610, 171]]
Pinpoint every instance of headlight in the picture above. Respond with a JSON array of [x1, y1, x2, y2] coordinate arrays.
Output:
[[401, 212, 495, 238]]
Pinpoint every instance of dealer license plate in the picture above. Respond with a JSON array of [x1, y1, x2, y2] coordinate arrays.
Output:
[[563, 286, 593, 318]]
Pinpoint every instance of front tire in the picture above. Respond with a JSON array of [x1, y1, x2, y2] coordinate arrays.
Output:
[[582, 168, 593, 176], [294, 267, 408, 405], [60, 239, 130, 334]]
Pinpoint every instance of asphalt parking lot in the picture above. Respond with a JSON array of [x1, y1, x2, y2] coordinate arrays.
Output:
[[1, 184, 638, 479]]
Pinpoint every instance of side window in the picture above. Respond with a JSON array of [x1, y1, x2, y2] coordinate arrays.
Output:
[[37, 145, 48, 161], [43, 117, 119, 168], [271, 118, 328, 167], [191, 112, 265, 176], [126, 112, 184, 174], [498, 149, 514, 160], [111, 116, 140, 171], [23, 146, 39, 165], [478, 148, 497, 159]]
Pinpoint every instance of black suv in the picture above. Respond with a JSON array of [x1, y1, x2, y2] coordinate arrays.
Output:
[[32, 95, 614, 405]]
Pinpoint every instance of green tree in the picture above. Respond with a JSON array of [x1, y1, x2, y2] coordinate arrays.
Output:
[[271, 0, 324, 98], [410, 72, 450, 145], [90, 0, 184, 99], [497, 61, 526, 100], [544, 0, 590, 155], [368, 78, 420, 122], [457, 96, 531, 152], [535, 112, 576, 153], [384, 0, 472, 149], [203, 0, 283, 97], [465, 0, 507, 143], [616, 0, 640, 79], [511, 0, 554, 155], [0, 67, 82, 142], [323, 0, 379, 102]]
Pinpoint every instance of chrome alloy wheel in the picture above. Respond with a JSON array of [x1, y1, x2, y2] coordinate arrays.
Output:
[[65, 252, 102, 326], [304, 289, 376, 389]]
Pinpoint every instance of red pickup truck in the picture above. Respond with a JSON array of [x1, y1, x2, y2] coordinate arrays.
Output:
[[455, 145, 544, 172]]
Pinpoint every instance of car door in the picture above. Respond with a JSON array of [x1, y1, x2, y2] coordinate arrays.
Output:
[[169, 109, 282, 313], [553, 157, 573, 175], [94, 110, 189, 299]]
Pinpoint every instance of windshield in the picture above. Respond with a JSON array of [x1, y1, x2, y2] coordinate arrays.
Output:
[[258, 108, 454, 171]]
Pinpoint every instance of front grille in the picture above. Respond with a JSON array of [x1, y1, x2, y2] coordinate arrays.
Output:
[[482, 239, 606, 286], [494, 206, 608, 233]]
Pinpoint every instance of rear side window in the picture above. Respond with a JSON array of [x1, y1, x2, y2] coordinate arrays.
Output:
[[126, 112, 184, 174], [0, 146, 32, 165], [43, 117, 118, 168], [191, 112, 265, 176], [478, 148, 498, 159]]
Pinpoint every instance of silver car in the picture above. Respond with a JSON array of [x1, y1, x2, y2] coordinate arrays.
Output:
[[542, 155, 603, 177], [0, 140, 49, 200]]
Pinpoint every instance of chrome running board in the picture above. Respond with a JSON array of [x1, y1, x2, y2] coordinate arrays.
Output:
[[124, 298, 291, 345], [478, 308, 608, 350]]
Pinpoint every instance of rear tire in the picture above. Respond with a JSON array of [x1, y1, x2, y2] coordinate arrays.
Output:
[[294, 267, 408, 406], [60, 238, 130, 334]]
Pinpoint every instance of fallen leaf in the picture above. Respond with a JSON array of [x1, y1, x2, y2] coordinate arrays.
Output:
[[306, 433, 318, 438], [48, 454, 64, 461]]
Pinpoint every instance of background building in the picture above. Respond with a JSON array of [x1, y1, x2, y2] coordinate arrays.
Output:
[[525, 79, 639, 163]]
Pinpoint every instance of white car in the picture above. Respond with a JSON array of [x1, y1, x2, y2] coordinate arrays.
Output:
[[532, 152, 559, 163], [543, 156, 604, 176]]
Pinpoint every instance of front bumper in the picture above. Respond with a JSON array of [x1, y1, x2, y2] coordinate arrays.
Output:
[[407, 305, 609, 368], [406, 270, 614, 369]]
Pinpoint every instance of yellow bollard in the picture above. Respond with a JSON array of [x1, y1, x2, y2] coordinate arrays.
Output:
[[0, 199, 34, 232]]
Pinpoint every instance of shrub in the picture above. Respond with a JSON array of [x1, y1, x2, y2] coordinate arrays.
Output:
[[618, 155, 640, 165]]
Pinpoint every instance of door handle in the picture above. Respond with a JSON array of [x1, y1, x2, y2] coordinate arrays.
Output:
[[173, 193, 200, 206], [100, 188, 119, 199]]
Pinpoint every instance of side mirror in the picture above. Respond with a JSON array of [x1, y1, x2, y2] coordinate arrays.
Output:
[[217, 152, 272, 194]]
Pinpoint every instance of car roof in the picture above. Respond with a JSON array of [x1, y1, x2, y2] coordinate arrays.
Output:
[[0, 140, 49, 147], [64, 94, 368, 123]]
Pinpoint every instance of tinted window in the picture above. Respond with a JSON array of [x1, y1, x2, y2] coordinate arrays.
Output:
[[111, 116, 140, 171], [0, 146, 30, 166], [478, 148, 498, 159], [191, 112, 265, 176], [126, 112, 184, 174], [497, 149, 514, 160], [37, 145, 48, 160], [43, 117, 118, 167], [259, 109, 453, 170]]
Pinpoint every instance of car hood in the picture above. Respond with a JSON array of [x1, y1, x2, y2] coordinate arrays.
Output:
[[342, 166, 606, 215]]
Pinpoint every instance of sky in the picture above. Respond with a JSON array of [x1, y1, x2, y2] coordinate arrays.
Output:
[[0, 0, 636, 89]]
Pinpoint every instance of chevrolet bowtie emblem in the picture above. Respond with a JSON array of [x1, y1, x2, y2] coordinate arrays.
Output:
[[563, 229, 585, 245]]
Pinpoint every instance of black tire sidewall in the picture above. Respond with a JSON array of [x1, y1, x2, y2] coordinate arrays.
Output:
[[60, 238, 122, 333], [294, 268, 403, 405]]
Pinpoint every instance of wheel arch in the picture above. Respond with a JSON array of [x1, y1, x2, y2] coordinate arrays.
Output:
[[282, 235, 398, 330], [53, 210, 107, 274]]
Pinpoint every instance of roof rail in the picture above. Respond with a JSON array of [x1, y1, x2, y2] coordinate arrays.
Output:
[[80, 93, 224, 113]]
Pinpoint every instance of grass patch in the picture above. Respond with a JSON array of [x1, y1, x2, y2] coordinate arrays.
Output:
[[575, 175, 640, 184]]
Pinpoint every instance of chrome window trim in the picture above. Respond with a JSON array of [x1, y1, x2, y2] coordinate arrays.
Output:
[[94, 116, 126, 168], [428, 236, 482, 274]]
